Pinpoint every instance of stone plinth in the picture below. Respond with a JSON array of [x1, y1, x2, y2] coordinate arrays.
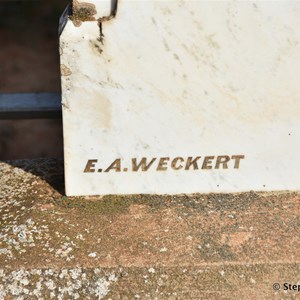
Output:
[[0, 159, 300, 298]]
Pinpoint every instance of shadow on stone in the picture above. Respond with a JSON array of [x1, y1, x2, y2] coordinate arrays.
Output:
[[4, 158, 65, 195]]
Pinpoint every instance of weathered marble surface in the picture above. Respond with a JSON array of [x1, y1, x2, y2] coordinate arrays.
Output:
[[60, 1, 300, 196]]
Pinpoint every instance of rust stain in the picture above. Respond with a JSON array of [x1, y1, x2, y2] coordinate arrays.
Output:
[[71, 0, 97, 27], [89, 40, 103, 54], [90, 94, 112, 129], [61, 64, 72, 76], [97, 0, 118, 43]]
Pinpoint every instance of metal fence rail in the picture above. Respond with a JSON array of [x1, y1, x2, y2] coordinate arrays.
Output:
[[0, 93, 62, 119]]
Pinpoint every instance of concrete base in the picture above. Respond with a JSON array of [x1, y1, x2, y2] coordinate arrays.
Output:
[[0, 159, 299, 298]]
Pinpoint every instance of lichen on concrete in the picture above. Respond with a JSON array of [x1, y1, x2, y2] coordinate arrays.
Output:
[[0, 268, 117, 299], [1, 159, 300, 298]]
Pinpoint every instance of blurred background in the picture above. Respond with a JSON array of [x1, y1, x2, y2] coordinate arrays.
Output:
[[0, 0, 69, 159]]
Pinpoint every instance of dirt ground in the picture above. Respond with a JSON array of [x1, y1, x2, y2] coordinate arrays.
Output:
[[0, 1, 69, 159]]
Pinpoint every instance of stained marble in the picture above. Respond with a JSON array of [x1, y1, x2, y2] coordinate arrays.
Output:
[[60, 1, 300, 196]]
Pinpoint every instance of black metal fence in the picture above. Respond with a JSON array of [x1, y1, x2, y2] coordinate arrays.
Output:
[[0, 93, 61, 119]]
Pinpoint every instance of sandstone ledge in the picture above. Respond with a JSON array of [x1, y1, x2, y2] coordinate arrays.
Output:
[[0, 159, 299, 299]]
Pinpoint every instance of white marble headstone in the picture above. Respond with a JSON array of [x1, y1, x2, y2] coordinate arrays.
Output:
[[60, 0, 300, 196]]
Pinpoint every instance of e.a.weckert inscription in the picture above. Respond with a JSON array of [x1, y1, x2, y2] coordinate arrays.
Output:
[[84, 155, 245, 173]]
